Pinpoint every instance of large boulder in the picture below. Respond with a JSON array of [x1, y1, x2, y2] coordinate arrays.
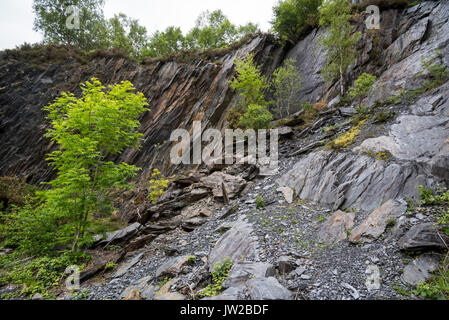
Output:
[[200, 172, 247, 199], [247, 277, 292, 300], [398, 223, 449, 251], [208, 217, 258, 272], [349, 200, 407, 243], [319, 210, 355, 244], [277, 151, 433, 212], [402, 253, 441, 286], [223, 262, 276, 289]]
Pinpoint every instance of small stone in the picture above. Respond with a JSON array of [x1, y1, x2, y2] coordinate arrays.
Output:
[[341, 282, 360, 300], [32, 293, 43, 300], [300, 274, 312, 280], [295, 267, 306, 276]]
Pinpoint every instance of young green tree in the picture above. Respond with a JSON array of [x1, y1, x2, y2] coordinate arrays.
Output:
[[230, 54, 270, 107], [319, 0, 361, 96], [3, 79, 149, 254], [271, 0, 323, 44], [349, 73, 377, 107], [228, 54, 272, 129], [272, 58, 302, 117], [32, 0, 108, 50]]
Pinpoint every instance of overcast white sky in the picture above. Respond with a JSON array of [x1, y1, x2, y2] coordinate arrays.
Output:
[[0, 0, 278, 50]]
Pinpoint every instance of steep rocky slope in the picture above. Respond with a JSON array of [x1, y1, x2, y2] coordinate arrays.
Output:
[[1, 1, 448, 300]]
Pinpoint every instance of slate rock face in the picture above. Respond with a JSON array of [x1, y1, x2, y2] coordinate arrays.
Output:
[[277, 150, 433, 212], [398, 223, 449, 251], [277, 1, 449, 213], [349, 200, 407, 243], [0, 34, 284, 186], [208, 217, 258, 272], [284, 28, 327, 108]]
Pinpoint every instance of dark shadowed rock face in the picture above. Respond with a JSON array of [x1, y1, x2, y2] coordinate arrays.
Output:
[[0, 35, 285, 185]]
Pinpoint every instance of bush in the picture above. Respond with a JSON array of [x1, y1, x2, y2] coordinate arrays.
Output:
[[349, 73, 377, 107], [199, 258, 233, 298], [228, 54, 272, 129], [237, 104, 273, 130], [328, 120, 366, 150], [148, 169, 169, 204], [0, 251, 90, 299], [421, 50, 449, 90], [271, 0, 323, 43], [418, 185, 449, 206]]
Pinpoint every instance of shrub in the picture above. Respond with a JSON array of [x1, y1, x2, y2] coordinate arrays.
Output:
[[255, 195, 265, 209], [421, 50, 449, 90], [0, 176, 37, 209], [148, 169, 169, 204], [228, 54, 272, 129], [199, 258, 233, 297], [271, 0, 323, 43], [237, 104, 273, 130], [0, 251, 90, 299], [418, 185, 449, 206], [349, 73, 377, 107], [328, 120, 366, 149]]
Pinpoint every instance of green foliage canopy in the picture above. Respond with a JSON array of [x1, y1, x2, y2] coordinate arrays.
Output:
[[271, 0, 323, 43], [32, 0, 107, 50], [349, 73, 377, 106]]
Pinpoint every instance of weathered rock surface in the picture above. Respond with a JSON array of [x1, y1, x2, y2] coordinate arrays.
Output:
[[247, 277, 292, 300], [120, 276, 156, 300], [94, 222, 143, 246], [398, 223, 449, 251], [113, 252, 144, 278], [278, 151, 435, 212], [276, 187, 294, 204], [155, 255, 190, 278], [349, 200, 407, 243], [402, 253, 441, 286], [223, 262, 275, 289], [277, 256, 296, 275], [200, 172, 247, 199], [319, 210, 355, 244], [208, 217, 258, 271]]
